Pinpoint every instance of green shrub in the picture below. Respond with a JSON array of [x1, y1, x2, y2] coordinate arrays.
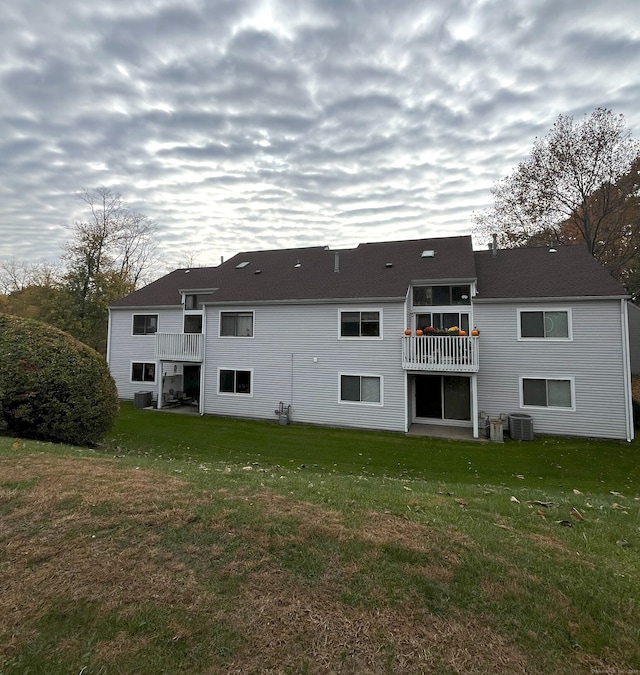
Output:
[[0, 313, 119, 445]]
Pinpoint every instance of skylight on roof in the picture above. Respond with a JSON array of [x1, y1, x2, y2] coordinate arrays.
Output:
[[421, 250, 435, 258], [235, 261, 250, 269]]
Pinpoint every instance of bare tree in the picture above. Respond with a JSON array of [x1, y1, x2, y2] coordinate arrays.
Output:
[[61, 187, 159, 351], [0, 258, 61, 294], [474, 109, 640, 283]]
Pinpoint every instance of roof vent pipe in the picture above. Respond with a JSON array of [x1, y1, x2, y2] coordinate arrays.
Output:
[[491, 233, 498, 257], [334, 252, 339, 273]]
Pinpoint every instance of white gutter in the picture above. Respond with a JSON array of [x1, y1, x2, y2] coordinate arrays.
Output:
[[621, 299, 634, 442]]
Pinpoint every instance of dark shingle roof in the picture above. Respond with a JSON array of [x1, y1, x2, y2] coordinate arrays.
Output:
[[110, 237, 627, 308], [111, 236, 476, 307], [474, 245, 626, 299]]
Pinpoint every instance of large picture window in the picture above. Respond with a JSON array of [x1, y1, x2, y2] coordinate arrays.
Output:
[[220, 311, 253, 337], [340, 310, 381, 337], [219, 369, 252, 395], [519, 310, 570, 339], [522, 378, 573, 408], [132, 314, 158, 335], [340, 374, 382, 404], [131, 362, 156, 383]]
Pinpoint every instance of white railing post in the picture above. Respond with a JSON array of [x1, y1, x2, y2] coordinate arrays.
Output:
[[155, 333, 203, 361], [401, 335, 479, 372]]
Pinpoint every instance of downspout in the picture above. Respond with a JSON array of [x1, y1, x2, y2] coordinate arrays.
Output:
[[200, 304, 207, 415], [472, 374, 479, 438], [620, 299, 634, 442], [404, 285, 411, 432], [106, 308, 113, 366], [157, 360, 163, 409], [290, 353, 294, 409]]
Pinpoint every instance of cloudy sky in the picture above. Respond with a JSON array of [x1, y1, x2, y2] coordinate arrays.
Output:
[[1, 0, 639, 270]]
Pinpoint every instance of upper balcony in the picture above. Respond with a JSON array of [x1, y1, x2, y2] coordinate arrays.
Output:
[[155, 333, 203, 362], [402, 335, 479, 372]]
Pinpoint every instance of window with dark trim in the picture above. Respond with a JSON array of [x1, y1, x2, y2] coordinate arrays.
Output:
[[219, 369, 252, 394], [522, 378, 572, 408], [132, 314, 158, 335], [412, 285, 471, 306], [340, 311, 380, 337], [131, 362, 156, 382], [340, 374, 382, 404], [184, 315, 203, 334], [220, 312, 253, 337]]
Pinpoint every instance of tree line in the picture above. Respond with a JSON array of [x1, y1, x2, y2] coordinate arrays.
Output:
[[474, 108, 640, 302], [0, 187, 159, 354]]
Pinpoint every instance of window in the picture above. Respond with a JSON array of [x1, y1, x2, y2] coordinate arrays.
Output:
[[519, 310, 570, 339], [415, 312, 470, 333], [220, 311, 253, 337], [184, 294, 199, 310], [340, 310, 381, 337], [131, 362, 156, 383], [340, 374, 382, 404], [522, 378, 573, 408], [132, 314, 158, 335], [184, 315, 203, 333], [412, 285, 471, 306], [219, 369, 252, 395]]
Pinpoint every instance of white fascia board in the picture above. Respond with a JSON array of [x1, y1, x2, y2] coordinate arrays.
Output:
[[201, 296, 406, 307], [472, 295, 628, 304]]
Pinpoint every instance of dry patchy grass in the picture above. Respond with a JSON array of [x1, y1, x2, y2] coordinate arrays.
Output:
[[0, 452, 634, 674]]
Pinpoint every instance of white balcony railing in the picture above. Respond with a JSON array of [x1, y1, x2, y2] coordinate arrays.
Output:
[[155, 333, 204, 362], [402, 335, 479, 372]]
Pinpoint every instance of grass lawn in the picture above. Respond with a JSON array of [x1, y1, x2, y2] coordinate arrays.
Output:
[[1, 403, 638, 674]]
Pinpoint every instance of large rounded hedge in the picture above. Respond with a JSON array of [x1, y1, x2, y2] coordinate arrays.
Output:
[[0, 313, 119, 445]]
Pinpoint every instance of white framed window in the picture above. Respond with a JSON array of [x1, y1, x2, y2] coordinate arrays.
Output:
[[132, 314, 158, 336], [339, 309, 382, 338], [520, 377, 574, 409], [131, 362, 156, 383], [218, 368, 253, 395], [339, 374, 382, 405], [518, 309, 571, 340], [415, 312, 470, 333], [220, 311, 254, 337]]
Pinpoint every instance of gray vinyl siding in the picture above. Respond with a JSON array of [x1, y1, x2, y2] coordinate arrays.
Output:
[[203, 302, 407, 431], [108, 308, 183, 401], [474, 299, 629, 439]]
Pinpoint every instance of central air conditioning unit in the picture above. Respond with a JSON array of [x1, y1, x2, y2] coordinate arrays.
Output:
[[509, 413, 534, 441]]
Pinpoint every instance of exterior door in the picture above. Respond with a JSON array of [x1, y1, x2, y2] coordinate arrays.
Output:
[[414, 375, 470, 421], [183, 365, 201, 402]]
